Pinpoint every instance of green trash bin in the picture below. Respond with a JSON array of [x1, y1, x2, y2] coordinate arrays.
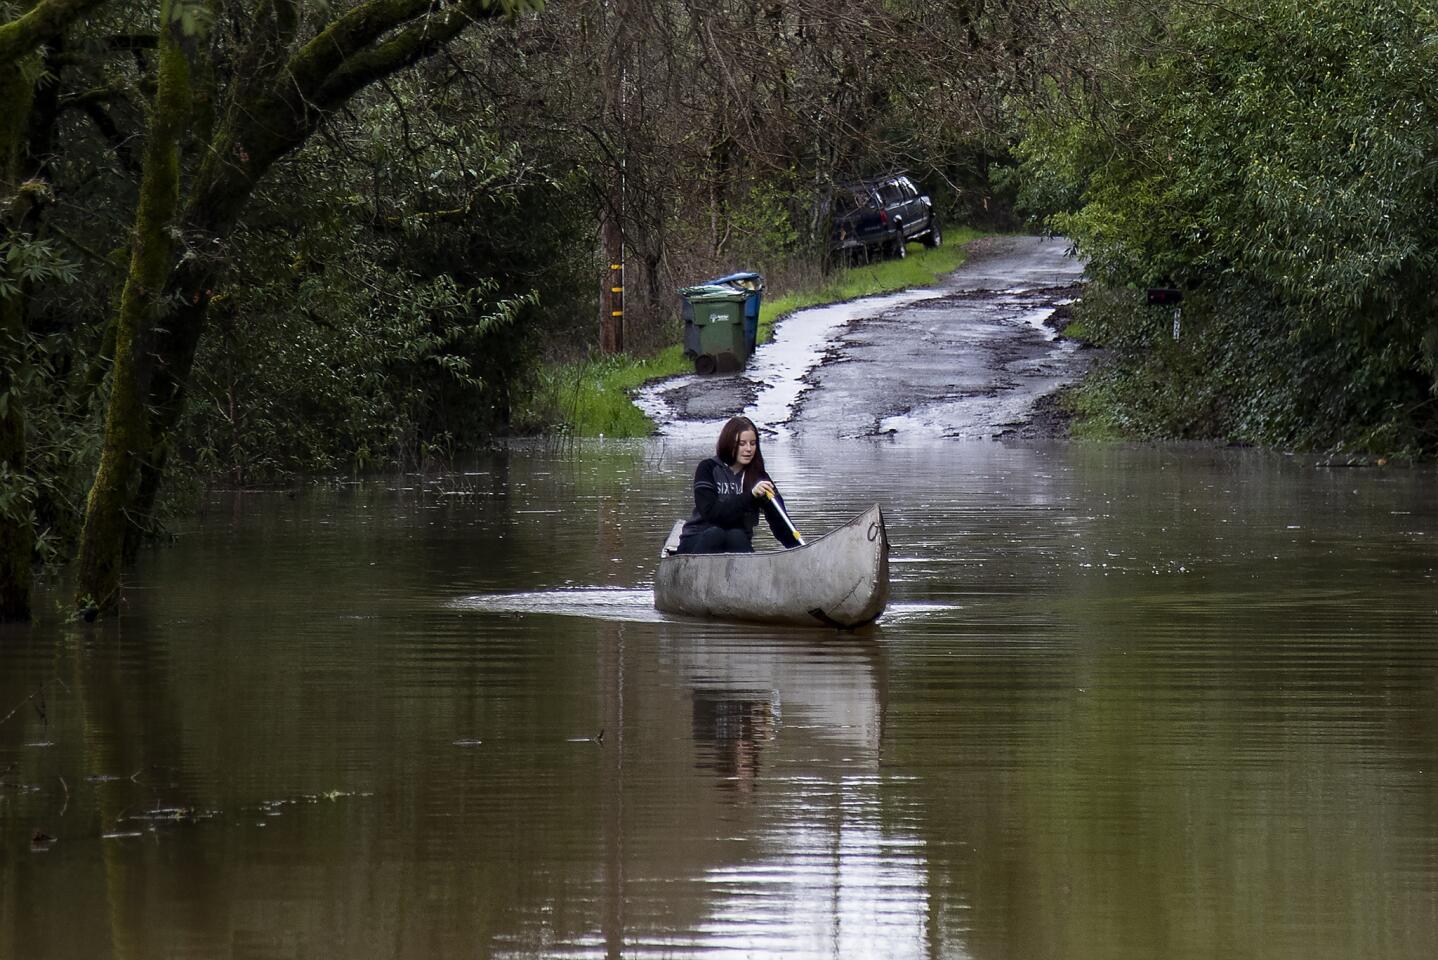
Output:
[[681, 287, 750, 374]]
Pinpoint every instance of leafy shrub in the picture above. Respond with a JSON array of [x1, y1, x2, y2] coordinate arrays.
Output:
[[1019, 0, 1438, 456]]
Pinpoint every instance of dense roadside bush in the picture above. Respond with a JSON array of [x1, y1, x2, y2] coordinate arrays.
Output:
[[1018, 0, 1438, 457], [1063, 282, 1434, 452], [183, 89, 592, 483]]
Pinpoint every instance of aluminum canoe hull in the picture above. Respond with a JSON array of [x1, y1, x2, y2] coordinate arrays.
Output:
[[653, 504, 890, 628]]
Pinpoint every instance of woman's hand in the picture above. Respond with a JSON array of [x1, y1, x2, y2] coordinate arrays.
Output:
[[751, 479, 776, 500]]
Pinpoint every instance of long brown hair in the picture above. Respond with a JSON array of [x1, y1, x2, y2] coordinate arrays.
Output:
[[715, 416, 768, 493]]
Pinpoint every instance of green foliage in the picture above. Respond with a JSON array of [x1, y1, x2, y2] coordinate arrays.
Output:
[[164, 0, 213, 39], [727, 180, 803, 261], [1018, 0, 1438, 456], [0, 224, 91, 558], [183, 87, 591, 481], [1066, 282, 1438, 455], [521, 348, 686, 438], [0, 235, 79, 298], [0, 323, 104, 558], [190, 265, 535, 478], [0, 461, 29, 524]]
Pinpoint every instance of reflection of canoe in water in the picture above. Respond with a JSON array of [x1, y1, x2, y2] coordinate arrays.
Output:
[[676, 635, 885, 761], [654, 504, 890, 628]]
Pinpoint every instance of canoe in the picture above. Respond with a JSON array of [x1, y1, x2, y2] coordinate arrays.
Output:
[[653, 504, 890, 628]]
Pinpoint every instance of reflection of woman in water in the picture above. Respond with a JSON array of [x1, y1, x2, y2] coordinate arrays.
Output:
[[692, 691, 776, 795], [676, 416, 801, 555]]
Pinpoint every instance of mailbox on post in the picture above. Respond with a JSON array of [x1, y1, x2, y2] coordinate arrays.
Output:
[[1148, 287, 1184, 341]]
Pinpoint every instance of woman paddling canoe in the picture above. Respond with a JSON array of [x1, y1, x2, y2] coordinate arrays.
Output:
[[675, 416, 801, 555]]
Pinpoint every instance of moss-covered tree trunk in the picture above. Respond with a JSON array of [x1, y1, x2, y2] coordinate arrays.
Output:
[[74, 1, 191, 613], [0, 0, 107, 62]]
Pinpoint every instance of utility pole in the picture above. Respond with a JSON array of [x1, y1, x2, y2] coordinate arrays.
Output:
[[599, 0, 627, 354], [601, 202, 624, 353]]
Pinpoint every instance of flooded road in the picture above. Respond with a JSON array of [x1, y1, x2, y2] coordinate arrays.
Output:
[[639, 235, 1087, 440], [4, 438, 1436, 959]]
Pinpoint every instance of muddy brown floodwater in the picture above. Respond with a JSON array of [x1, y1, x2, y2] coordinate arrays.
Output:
[[4, 434, 1437, 959]]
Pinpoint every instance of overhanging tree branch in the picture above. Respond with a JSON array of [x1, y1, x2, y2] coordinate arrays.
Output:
[[192, 0, 530, 232], [316, 0, 504, 110], [0, 0, 110, 67]]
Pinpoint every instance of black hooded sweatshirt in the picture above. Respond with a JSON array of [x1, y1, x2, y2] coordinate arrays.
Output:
[[677, 457, 801, 551]]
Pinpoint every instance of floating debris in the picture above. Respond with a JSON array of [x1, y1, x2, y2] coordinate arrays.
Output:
[[566, 728, 605, 745], [248, 790, 374, 817], [126, 805, 219, 823], [321, 790, 367, 801]]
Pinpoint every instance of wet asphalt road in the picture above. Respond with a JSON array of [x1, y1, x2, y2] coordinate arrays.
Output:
[[642, 235, 1089, 439]]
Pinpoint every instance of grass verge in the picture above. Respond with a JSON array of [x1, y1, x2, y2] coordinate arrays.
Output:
[[532, 229, 986, 437]]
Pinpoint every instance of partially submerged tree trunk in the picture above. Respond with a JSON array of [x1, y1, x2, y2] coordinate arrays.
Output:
[[75, 0, 535, 614], [74, 0, 192, 613]]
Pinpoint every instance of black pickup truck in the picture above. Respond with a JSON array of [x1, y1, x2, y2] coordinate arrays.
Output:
[[829, 174, 942, 262]]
